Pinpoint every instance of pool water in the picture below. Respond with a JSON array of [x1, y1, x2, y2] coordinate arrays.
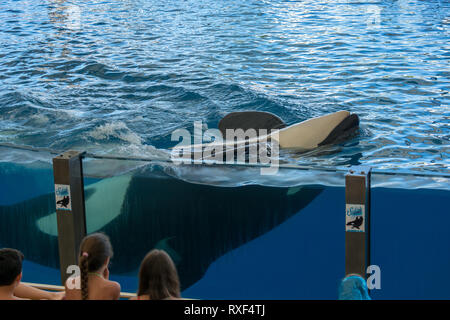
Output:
[[0, 0, 449, 173], [0, 0, 449, 300]]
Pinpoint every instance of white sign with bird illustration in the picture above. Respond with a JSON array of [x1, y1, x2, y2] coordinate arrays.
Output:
[[55, 184, 72, 211], [346, 204, 365, 232]]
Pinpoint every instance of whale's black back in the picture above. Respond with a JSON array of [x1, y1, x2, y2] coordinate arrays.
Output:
[[218, 111, 286, 138]]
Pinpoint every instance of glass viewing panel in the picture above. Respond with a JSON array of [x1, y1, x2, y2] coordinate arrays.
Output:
[[370, 172, 450, 300], [1, 144, 449, 299], [0, 146, 60, 286], [81, 156, 346, 299]]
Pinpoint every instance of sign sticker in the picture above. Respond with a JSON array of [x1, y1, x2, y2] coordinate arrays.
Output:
[[346, 204, 365, 232], [55, 184, 71, 211]]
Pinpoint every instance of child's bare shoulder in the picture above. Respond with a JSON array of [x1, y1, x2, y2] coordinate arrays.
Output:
[[106, 279, 120, 290], [103, 279, 121, 296]]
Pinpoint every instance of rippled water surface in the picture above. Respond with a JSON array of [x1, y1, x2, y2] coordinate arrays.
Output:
[[0, 0, 449, 172]]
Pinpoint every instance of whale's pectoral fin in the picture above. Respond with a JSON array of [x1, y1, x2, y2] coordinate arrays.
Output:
[[218, 111, 286, 138], [318, 113, 359, 146], [83, 188, 96, 201], [154, 236, 182, 266]]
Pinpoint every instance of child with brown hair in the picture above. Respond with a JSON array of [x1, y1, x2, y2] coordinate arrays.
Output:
[[1, 247, 65, 300], [131, 249, 181, 300], [0, 248, 25, 300], [64, 232, 120, 300]]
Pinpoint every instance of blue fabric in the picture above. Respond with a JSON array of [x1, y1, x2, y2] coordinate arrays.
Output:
[[338, 275, 371, 300]]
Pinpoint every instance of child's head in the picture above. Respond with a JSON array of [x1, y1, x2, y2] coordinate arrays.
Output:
[[78, 233, 113, 300], [0, 248, 24, 289], [338, 273, 371, 300], [138, 249, 180, 300]]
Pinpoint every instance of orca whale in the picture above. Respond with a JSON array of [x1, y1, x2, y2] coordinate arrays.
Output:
[[346, 216, 363, 230], [0, 162, 323, 289], [172, 110, 359, 161], [219, 110, 359, 149], [0, 111, 357, 288], [56, 196, 70, 208]]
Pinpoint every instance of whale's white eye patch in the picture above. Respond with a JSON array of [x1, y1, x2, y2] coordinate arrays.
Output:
[[36, 174, 133, 236]]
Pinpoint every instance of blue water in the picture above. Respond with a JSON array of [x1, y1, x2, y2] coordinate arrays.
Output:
[[0, 0, 449, 172]]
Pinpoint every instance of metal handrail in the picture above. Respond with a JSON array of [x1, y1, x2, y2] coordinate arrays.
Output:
[[0, 142, 62, 155], [21, 282, 198, 300], [21, 282, 136, 299]]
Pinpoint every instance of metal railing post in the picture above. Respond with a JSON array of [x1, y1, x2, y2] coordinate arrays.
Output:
[[52, 150, 87, 285], [345, 166, 371, 278]]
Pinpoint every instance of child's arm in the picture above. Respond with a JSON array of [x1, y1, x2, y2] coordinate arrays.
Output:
[[14, 283, 65, 300]]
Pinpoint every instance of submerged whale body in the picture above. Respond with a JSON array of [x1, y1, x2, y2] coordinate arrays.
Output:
[[0, 162, 323, 289], [0, 110, 357, 288]]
